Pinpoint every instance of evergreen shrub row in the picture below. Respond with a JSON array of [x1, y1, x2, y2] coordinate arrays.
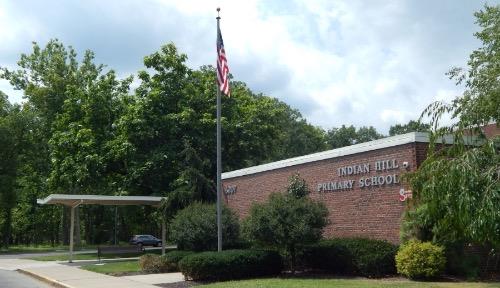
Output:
[[178, 249, 283, 281], [163, 250, 196, 272], [304, 238, 398, 277], [139, 250, 195, 273]]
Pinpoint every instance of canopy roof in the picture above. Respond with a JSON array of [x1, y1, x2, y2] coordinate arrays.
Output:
[[37, 194, 165, 207]]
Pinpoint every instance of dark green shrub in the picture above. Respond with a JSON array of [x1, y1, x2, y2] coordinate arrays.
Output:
[[304, 240, 354, 274], [170, 202, 240, 251], [178, 249, 282, 281], [396, 240, 446, 279], [139, 254, 169, 273], [163, 250, 195, 272], [242, 191, 328, 272], [304, 238, 398, 277], [445, 243, 481, 279]]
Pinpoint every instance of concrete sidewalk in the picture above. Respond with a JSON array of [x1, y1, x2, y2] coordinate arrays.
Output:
[[19, 265, 160, 288], [122, 272, 184, 285]]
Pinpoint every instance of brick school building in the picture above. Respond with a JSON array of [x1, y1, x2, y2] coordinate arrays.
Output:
[[222, 132, 434, 244], [222, 123, 499, 244]]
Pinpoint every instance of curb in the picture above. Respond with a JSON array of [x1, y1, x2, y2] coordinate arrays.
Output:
[[18, 268, 74, 288]]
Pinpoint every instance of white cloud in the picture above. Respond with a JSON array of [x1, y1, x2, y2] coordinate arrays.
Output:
[[434, 89, 459, 103], [0, 0, 487, 134], [380, 109, 410, 124]]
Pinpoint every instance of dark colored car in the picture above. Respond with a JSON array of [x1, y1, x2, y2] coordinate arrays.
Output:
[[129, 235, 162, 247]]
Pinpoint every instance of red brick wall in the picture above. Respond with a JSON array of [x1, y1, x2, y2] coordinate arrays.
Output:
[[482, 123, 500, 139], [223, 143, 427, 244]]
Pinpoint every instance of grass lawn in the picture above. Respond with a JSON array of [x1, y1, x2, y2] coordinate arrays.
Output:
[[199, 278, 500, 288], [80, 260, 140, 276], [28, 249, 163, 261]]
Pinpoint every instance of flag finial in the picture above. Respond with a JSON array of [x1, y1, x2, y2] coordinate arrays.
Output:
[[216, 7, 220, 19]]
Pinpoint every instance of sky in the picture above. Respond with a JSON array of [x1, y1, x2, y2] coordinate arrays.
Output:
[[0, 0, 497, 133]]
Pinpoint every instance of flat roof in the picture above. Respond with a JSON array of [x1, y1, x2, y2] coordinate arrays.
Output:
[[222, 131, 464, 180], [37, 194, 165, 207]]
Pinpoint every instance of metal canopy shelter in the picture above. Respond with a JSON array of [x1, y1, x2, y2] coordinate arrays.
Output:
[[37, 194, 167, 262]]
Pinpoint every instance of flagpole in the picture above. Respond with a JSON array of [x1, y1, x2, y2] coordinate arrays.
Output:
[[216, 7, 223, 252]]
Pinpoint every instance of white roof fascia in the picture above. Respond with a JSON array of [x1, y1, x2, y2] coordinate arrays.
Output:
[[222, 132, 478, 180], [37, 194, 165, 207]]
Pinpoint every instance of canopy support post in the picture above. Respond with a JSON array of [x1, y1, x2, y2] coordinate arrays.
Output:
[[69, 206, 75, 263]]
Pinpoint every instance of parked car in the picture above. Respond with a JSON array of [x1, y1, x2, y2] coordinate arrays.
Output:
[[129, 235, 162, 247]]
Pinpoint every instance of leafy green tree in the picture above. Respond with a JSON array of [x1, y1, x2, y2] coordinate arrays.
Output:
[[116, 46, 327, 204], [389, 120, 431, 136], [47, 50, 132, 197], [0, 40, 329, 247], [1, 40, 133, 245], [326, 125, 383, 149], [282, 119, 327, 158], [1, 40, 81, 245], [326, 125, 356, 148], [405, 5, 500, 247], [356, 126, 384, 143], [0, 91, 10, 117], [242, 176, 328, 273], [46, 50, 131, 245], [0, 95, 17, 247]]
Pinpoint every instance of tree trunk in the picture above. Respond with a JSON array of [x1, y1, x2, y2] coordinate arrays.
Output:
[[2, 208, 12, 248]]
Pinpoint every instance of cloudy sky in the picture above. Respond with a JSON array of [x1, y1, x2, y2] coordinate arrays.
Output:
[[0, 0, 496, 133]]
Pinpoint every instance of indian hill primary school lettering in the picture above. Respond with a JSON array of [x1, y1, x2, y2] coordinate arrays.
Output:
[[317, 159, 400, 192]]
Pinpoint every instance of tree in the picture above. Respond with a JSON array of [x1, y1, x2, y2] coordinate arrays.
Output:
[[242, 175, 328, 273], [1, 40, 133, 246], [0, 95, 17, 248], [326, 125, 357, 148], [0, 91, 10, 117], [163, 140, 215, 220], [282, 119, 327, 158], [47, 49, 132, 198], [356, 126, 384, 143], [1, 40, 81, 245], [0, 40, 330, 246], [389, 120, 430, 136], [405, 5, 500, 247], [326, 125, 383, 149], [115, 46, 327, 204]]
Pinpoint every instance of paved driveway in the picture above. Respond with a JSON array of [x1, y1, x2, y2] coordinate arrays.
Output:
[[0, 249, 95, 259], [0, 270, 51, 288]]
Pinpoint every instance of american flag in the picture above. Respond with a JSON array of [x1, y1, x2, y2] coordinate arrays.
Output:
[[217, 25, 230, 96]]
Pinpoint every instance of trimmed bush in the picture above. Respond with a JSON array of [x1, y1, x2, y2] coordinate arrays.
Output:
[[163, 250, 195, 272], [396, 240, 446, 279], [304, 238, 398, 277], [242, 191, 328, 272], [171, 202, 240, 251], [178, 249, 282, 281], [139, 254, 169, 273]]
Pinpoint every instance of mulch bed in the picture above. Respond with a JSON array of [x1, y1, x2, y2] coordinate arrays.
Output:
[[155, 281, 204, 288]]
